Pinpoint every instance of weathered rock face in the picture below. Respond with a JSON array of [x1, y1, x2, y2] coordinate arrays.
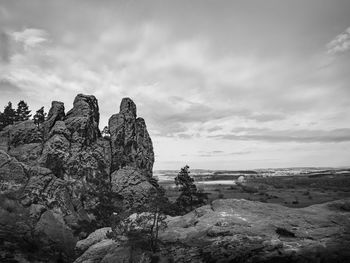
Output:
[[65, 94, 100, 145], [111, 166, 156, 208], [0, 120, 44, 165], [43, 101, 65, 139], [75, 198, 350, 263], [0, 150, 84, 262], [0, 94, 155, 262], [109, 98, 154, 177], [0, 150, 27, 193]]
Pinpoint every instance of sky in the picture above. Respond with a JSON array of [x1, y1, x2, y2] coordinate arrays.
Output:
[[0, 0, 350, 170]]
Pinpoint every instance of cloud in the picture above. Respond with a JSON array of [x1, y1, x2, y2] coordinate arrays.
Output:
[[196, 150, 251, 157], [212, 128, 350, 143], [1, 0, 350, 169], [326, 27, 350, 54], [207, 126, 222, 133], [11, 28, 48, 50], [0, 31, 10, 63], [0, 79, 22, 92]]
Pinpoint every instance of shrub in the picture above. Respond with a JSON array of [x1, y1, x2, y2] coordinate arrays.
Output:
[[241, 185, 258, 193]]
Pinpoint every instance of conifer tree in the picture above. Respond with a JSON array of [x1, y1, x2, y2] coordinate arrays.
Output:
[[2, 102, 16, 127], [15, 100, 31, 121], [175, 165, 208, 213], [0, 112, 5, 131], [33, 107, 46, 127]]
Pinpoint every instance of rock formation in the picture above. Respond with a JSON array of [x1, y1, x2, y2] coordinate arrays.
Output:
[[109, 98, 154, 177], [0, 94, 155, 262], [74, 198, 350, 263]]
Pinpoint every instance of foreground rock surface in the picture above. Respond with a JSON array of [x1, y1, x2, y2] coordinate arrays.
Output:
[[75, 198, 350, 263]]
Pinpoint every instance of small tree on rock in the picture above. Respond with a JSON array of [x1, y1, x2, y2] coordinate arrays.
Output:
[[175, 165, 208, 214], [33, 107, 46, 127], [15, 100, 31, 121]]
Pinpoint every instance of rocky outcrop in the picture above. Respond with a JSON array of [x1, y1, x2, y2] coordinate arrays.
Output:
[[0, 94, 156, 262], [75, 198, 350, 263], [109, 98, 154, 177]]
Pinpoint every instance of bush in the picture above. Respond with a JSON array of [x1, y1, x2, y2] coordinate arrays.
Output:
[[241, 185, 258, 193]]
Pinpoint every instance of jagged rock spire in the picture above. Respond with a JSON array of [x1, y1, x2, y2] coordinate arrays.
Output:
[[108, 97, 154, 177]]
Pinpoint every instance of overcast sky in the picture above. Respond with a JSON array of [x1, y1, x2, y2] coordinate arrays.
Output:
[[1, 0, 350, 170]]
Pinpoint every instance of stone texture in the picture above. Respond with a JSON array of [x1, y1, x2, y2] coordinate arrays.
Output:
[[65, 94, 100, 145], [111, 166, 156, 208], [108, 98, 154, 177], [0, 150, 27, 193], [43, 101, 65, 140], [0, 120, 44, 165], [75, 227, 112, 255], [75, 198, 350, 263], [74, 239, 118, 263]]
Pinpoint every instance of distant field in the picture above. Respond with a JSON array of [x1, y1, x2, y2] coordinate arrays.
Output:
[[158, 167, 350, 208]]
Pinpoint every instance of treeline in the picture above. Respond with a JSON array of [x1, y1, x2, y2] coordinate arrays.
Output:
[[0, 101, 47, 131]]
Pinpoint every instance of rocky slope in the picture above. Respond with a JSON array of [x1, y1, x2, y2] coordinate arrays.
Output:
[[74, 198, 350, 263], [0, 94, 155, 262]]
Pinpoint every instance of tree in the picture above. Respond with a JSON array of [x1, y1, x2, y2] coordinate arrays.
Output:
[[15, 100, 31, 121], [0, 112, 4, 131], [33, 107, 46, 127], [0, 102, 16, 129], [175, 165, 208, 214]]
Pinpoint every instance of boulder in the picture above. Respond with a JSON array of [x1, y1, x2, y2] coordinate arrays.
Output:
[[34, 210, 77, 260], [108, 98, 154, 177], [74, 239, 118, 263], [75, 227, 112, 255]]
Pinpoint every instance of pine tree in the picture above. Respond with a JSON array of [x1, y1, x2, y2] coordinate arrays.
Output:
[[175, 165, 208, 213], [33, 107, 46, 127], [2, 102, 16, 127], [0, 112, 5, 131], [15, 100, 31, 121]]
